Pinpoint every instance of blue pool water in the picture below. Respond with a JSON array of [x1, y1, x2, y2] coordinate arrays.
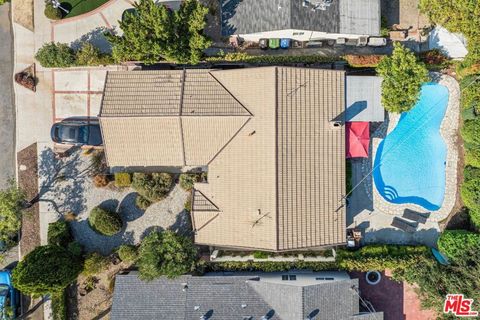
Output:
[[373, 83, 449, 211]]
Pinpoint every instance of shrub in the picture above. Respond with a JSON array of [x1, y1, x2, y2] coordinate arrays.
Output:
[[117, 245, 138, 263], [0, 181, 26, 247], [461, 176, 480, 222], [206, 52, 339, 64], [461, 119, 480, 145], [83, 252, 109, 276], [461, 76, 480, 114], [75, 42, 107, 66], [47, 220, 72, 247], [132, 173, 173, 202], [207, 261, 338, 273], [135, 195, 151, 210], [44, 3, 62, 20], [114, 172, 131, 188], [138, 230, 197, 280], [376, 42, 429, 113], [93, 175, 110, 188], [179, 173, 201, 191], [88, 207, 123, 236], [337, 245, 430, 271], [67, 241, 83, 257], [465, 147, 480, 168], [344, 55, 385, 68], [12, 245, 82, 295], [51, 290, 67, 320], [253, 251, 269, 259], [35, 42, 75, 68], [418, 49, 449, 66], [438, 230, 480, 261]]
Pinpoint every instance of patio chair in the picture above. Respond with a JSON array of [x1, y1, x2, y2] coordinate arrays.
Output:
[[402, 209, 430, 224], [391, 217, 418, 233]]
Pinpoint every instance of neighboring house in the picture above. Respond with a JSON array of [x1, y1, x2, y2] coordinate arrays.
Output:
[[99, 67, 382, 251], [221, 0, 381, 42], [111, 271, 384, 320]]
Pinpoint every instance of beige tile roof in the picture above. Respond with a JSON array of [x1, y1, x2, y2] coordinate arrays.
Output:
[[100, 70, 251, 167], [100, 67, 346, 251], [276, 67, 346, 250]]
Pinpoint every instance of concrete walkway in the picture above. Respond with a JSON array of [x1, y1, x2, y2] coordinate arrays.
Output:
[[0, 3, 15, 188]]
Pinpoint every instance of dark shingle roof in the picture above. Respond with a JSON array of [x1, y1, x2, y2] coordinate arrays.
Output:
[[221, 0, 380, 36], [111, 273, 384, 320]]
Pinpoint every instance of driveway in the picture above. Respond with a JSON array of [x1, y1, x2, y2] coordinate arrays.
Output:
[[0, 3, 15, 189]]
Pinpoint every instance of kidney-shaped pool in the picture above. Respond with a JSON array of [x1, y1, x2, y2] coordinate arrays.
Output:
[[373, 83, 449, 211]]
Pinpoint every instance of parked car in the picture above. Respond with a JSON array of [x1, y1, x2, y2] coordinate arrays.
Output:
[[51, 120, 103, 146], [0, 271, 17, 319]]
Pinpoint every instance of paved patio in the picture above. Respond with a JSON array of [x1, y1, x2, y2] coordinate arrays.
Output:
[[350, 271, 436, 320]]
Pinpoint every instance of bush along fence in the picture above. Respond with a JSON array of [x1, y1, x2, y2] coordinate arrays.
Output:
[[206, 52, 342, 65], [206, 244, 430, 273]]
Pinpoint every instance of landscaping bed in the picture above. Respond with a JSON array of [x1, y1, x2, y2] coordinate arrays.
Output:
[[60, 0, 110, 18], [18, 143, 40, 257]]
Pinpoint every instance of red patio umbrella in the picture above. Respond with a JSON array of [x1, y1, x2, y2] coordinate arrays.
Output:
[[346, 122, 370, 158]]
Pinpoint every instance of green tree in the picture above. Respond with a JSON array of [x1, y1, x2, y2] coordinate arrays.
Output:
[[88, 206, 123, 236], [461, 176, 480, 216], [107, 0, 210, 64], [376, 42, 429, 113], [35, 42, 75, 68], [137, 230, 197, 280], [75, 42, 107, 66], [0, 181, 25, 247], [12, 245, 82, 295]]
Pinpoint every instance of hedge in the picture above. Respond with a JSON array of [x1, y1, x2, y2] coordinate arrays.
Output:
[[438, 230, 480, 261], [207, 261, 338, 272], [461, 119, 480, 145], [88, 207, 123, 236], [206, 52, 340, 64], [336, 245, 430, 271], [47, 220, 72, 247], [35, 41, 113, 68]]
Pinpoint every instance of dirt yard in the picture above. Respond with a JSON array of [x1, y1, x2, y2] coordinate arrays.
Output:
[[12, 0, 34, 31]]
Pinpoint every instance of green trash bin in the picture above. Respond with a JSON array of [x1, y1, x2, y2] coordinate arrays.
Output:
[[268, 38, 280, 49]]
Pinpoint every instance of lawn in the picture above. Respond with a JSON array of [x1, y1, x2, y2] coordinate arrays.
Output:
[[60, 0, 110, 18]]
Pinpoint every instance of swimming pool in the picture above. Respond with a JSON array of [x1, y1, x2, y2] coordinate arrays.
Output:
[[373, 83, 449, 211]]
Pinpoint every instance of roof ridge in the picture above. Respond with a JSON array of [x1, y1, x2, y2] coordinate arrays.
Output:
[[208, 71, 254, 116]]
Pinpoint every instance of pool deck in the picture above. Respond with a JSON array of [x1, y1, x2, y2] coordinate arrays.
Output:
[[348, 73, 460, 247]]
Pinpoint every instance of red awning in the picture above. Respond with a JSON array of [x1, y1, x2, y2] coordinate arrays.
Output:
[[346, 122, 370, 158]]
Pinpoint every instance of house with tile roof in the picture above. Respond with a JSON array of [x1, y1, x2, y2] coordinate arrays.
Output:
[[111, 271, 384, 320], [99, 67, 381, 251], [221, 0, 381, 42]]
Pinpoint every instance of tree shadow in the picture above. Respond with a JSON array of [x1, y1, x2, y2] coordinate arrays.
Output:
[[31, 147, 89, 217], [70, 26, 112, 54], [168, 209, 192, 237], [118, 193, 145, 222]]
